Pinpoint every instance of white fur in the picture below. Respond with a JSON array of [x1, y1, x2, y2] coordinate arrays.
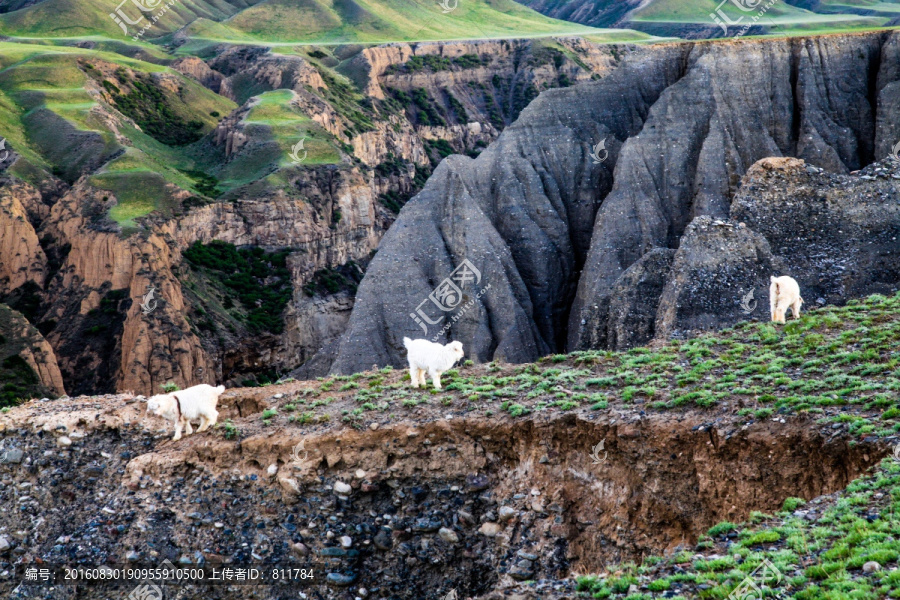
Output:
[[146, 383, 225, 441], [770, 275, 803, 324], [403, 337, 464, 390]]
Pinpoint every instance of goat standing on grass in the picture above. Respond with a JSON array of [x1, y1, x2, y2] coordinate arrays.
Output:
[[770, 276, 803, 324], [145, 383, 225, 441], [403, 337, 464, 390]]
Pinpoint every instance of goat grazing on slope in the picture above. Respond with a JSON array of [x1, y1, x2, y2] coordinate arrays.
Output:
[[403, 337, 465, 390], [770, 275, 803, 324], [146, 383, 225, 441]]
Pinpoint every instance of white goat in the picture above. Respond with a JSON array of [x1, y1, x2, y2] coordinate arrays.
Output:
[[403, 337, 464, 390], [146, 383, 225, 441], [770, 275, 803, 324]]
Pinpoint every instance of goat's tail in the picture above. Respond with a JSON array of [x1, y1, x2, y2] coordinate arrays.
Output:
[[215, 385, 225, 394], [403, 337, 413, 349]]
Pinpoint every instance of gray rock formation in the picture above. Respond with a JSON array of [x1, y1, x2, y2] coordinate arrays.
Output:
[[606, 248, 675, 349], [326, 32, 900, 375], [569, 33, 882, 351], [330, 44, 688, 373], [654, 217, 781, 339], [731, 157, 900, 305]]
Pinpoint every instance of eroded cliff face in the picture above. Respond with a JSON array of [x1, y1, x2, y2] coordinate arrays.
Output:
[[0, 304, 65, 397], [328, 31, 900, 375], [0, 179, 47, 294], [188, 38, 623, 173], [0, 164, 389, 395]]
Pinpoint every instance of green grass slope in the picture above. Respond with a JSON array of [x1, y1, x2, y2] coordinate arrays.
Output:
[[0, 0, 641, 46], [0, 42, 235, 231], [0, 0, 264, 40], [577, 458, 900, 599], [191, 89, 344, 195], [212, 0, 604, 43], [348, 291, 900, 432], [629, 0, 885, 34]]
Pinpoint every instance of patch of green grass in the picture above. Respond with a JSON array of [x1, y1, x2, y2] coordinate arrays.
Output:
[[219, 419, 239, 439]]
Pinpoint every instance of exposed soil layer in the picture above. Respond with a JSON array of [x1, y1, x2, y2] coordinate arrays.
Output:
[[0, 373, 887, 599]]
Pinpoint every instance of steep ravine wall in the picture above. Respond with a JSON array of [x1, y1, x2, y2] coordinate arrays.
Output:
[[0, 166, 386, 395]]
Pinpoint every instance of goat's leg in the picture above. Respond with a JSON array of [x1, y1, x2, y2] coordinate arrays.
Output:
[[770, 284, 778, 322], [173, 420, 183, 441], [410, 366, 420, 388], [431, 369, 442, 390], [774, 304, 787, 324], [791, 300, 801, 319]]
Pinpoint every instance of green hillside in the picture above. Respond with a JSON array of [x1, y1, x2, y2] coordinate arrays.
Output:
[[630, 0, 884, 34], [197, 0, 604, 43], [0, 0, 637, 46], [190, 89, 344, 195], [0, 42, 236, 230], [0, 0, 263, 39], [513, 0, 898, 38]]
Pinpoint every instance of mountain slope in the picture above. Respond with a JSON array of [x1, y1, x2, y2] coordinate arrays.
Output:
[[326, 31, 900, 375], [0, 0, 638, 45], [515, 0, 894, 38], [0, 0, 264, 38]]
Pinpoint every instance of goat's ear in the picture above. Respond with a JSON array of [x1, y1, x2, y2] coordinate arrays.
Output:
[[137, 395, 147, 402]]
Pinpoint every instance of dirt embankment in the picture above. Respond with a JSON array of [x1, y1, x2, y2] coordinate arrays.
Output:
[[0, 372, 886, 599]]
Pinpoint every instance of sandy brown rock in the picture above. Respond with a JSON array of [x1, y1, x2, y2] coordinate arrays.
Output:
[[0, 180, 47, 293], [0, 303, 65, 396]]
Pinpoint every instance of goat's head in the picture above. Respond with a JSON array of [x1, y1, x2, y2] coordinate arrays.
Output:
[[446, 341, 465, 363], [146, 395, 168, 416]]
